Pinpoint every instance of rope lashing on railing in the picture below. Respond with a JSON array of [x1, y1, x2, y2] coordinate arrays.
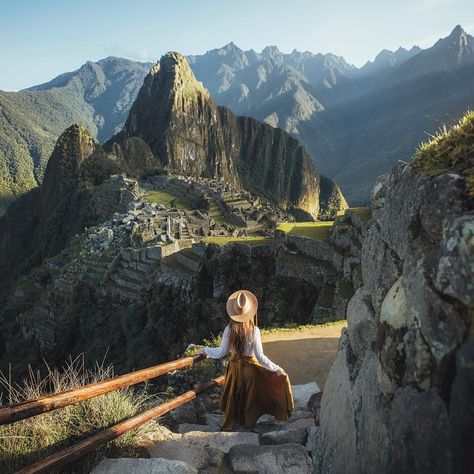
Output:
[[0, 353, 206, 425], [17, 375, 225, 474]]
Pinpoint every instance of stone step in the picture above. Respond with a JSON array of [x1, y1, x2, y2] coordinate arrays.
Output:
[[176, 253, 201, 273], [81, 262, 111, 273], [85, 266, 108, 276], [147, 431, 259, 472], [91, 458, 197, 474], [106, 281, 141, 300], [145, 246, 163, 261], [178, 423, 220, 434], [205, 413, 224, 426], [110, 272, 144, 291], [160, 254, 197, 282], [94, 382, 319, 472], [258, 426, 309, 446], [222, 443, 312, 473], [117, 263, 149, 282], [120, 259, 152, 273], [252, 417, 315, 435], [176, 249, 203, 272]]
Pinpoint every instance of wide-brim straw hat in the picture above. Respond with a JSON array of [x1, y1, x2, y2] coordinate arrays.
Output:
[[226, 289, 258, 323]]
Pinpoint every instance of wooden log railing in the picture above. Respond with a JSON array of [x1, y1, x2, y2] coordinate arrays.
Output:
[[17, 375, 225, 474], [0, 353, 206, 425]]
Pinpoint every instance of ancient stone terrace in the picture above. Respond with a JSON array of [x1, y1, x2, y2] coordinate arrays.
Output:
[[142, 174, 293, 234]]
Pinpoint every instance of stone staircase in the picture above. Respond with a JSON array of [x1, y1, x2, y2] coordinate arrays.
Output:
[[175, 247, 205, 273], [91, 382, 319, 473], [222, 195, 252, 211], [159, 244, 205, 285], [106, 247, 162, 300], [52, 273, 76, 301], [203, 197, 226, 220], [80, 255, 113, 285]]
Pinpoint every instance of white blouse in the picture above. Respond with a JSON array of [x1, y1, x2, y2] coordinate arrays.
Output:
[[204, 325, 281, 372]]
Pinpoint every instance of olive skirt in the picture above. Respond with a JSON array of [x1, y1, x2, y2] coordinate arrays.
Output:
[[219, 353, 294, 430]]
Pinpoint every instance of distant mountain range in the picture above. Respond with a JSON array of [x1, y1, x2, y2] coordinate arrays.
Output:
[[1, 25, 473, 208]]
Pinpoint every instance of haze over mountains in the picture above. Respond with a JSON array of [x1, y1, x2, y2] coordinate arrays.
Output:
[[1, 25, 473, 210]]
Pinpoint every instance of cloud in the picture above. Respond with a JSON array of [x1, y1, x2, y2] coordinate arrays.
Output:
[[108, 45, 157, 62]]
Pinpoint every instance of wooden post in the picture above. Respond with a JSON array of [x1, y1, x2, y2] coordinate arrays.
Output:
[[18, 375, 225, 474], [0, 354, 206, 425]]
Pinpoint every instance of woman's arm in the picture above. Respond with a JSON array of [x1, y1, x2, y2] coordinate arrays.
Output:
[[200, 325, 230, 359], [253, 326, 284, 373]]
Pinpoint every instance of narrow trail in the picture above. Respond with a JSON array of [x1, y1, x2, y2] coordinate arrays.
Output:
[[262, 322, 345, 389]]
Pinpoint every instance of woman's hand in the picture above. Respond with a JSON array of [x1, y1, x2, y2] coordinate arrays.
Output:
[[195, 348, 206, 355], [275, 368, 287, 377]]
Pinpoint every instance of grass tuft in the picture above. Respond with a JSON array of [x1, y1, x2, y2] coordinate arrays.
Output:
[[0, 355, 155, 474], [411, 110, 474, 196]]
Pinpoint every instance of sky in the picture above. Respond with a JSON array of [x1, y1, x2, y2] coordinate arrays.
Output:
[[0, 0, 473, 91]]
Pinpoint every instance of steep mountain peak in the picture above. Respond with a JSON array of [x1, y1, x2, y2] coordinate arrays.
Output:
[[108, 52, 327, 218], [159, 51, 209, 96], [432, 24, 473, 52], [120, 52, 210, 139], [402, 24, 474, 74], [40, 124, 97, 215], [261, 45, 282, 60], [221, 41, 238, 51], [449, 24, 466, 39]]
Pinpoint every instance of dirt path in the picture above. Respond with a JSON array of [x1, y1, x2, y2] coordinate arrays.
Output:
[[261, 323, 345, 390]]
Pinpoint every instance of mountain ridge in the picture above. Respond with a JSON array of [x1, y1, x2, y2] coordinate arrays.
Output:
[[1, 25, 473, 211]]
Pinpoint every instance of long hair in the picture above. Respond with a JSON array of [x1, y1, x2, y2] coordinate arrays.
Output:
[[228, 315, 257, 356]]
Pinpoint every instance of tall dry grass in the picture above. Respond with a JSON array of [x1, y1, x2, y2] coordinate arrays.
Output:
[[0, 355, 155, 473]]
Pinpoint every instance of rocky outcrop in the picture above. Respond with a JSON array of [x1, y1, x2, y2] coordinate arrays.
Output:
[[313, 143, 473, 472], [106, 52, 342, 219], [318, 175, 349, 220]]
